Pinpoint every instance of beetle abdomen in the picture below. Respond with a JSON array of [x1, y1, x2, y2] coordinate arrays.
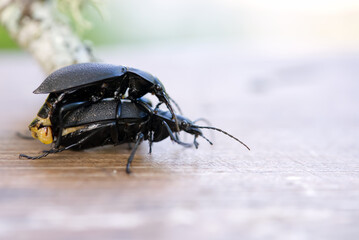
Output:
[[62, 99, 119, 128]]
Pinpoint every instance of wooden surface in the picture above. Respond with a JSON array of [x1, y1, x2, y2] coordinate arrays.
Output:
[[0, 47, 358, 240]]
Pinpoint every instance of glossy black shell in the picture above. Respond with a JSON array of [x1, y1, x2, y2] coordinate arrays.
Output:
[[34, 62, 160, 94], [62, 99, 149, 128], [58, 99, 151, 149]]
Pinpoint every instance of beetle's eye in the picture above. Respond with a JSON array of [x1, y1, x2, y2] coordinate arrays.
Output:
[[155, 85, 162, 91], [181, 121, 189, 128]]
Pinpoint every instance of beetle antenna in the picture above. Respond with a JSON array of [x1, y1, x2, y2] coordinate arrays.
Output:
[[169, 96, 183, 115], [16, 131, 34, 140], [199, 134, 213, 145], [193, 125, 250, 151]]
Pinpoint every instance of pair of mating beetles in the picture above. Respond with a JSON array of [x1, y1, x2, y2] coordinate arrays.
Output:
[[20, 63, 249, 173]]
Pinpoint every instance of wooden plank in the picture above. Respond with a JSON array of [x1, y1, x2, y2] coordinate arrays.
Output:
[[0, 49, 358, 240]]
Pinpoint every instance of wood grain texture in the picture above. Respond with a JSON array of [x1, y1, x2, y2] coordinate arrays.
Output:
[[0, 47, 358, 240]]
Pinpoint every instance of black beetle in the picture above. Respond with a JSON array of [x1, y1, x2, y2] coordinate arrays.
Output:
[[30, 62, 181, 141], [20, 98, 250, 173]]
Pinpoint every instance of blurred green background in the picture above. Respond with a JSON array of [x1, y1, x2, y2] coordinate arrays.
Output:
[[1, 0, 359, 56], [0, 26, 18, 49], [1, 0, 244, 48]]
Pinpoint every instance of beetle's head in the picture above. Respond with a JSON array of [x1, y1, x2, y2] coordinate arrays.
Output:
[[156, 110, 250, 150], [151, 77, 168, 100], [177, 115, 202, 136], [159, 111, 201, 136], [179, 115, 251, 150], [29, 116, 53, 144]]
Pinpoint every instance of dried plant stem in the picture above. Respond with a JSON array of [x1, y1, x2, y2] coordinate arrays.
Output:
[[0, 0, 97, 74]]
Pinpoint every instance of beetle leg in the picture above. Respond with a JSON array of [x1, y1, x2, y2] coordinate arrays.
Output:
[[126, 133, 144, 174], [199, 134, 213, 146], [161, 121, 192, 148], [90, 95, 102, 102], [19, 127, 106, 160], [148, 130, 153, 154], [16, 131, 34, 140], [50, 92, 67, 115], [19, 150, 53, 160], [89, 82, 109, 102], [19, 145, 69, 160], [174, 132, 180, 140], [154, 102, 163, 112], [193, 136, 199, 149], [114, 86, 124, 100], [161, 95, 180, 132], [135, 99, 154, 116]]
